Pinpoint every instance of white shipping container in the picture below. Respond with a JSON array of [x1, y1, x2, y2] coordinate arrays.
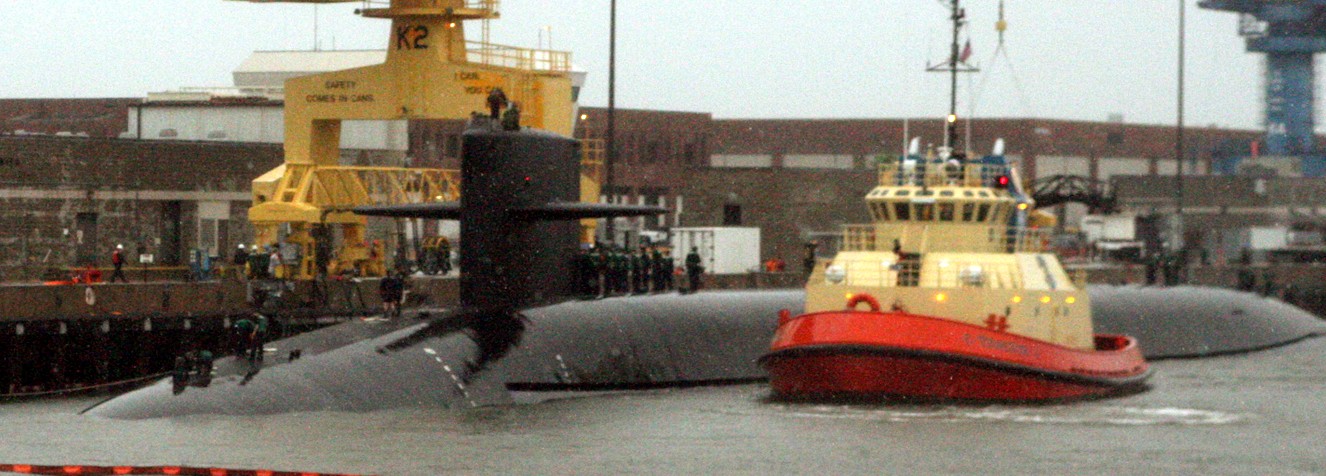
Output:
[[1248, 227, 1289, 250], [670, 227, 761, 274], [1081, 214, 1136, 242]]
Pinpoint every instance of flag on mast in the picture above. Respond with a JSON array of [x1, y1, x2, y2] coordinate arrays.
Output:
[[959, 39, 973, 63]]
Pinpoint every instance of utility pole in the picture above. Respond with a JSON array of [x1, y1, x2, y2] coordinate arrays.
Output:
[[1175, 0, 1186, 254], [604, 0, 618, 245], [1171, 0, 1188, 285]]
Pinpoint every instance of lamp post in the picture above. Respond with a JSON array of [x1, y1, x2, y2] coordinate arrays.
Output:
[[1174, 0, 1187, 282], [604, 0, 618, 246]]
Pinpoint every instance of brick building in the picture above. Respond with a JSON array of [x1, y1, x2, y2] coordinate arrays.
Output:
[[0, 99, 138, 139], [0, 135, 280, 279], [0, 94, 1293, 279]]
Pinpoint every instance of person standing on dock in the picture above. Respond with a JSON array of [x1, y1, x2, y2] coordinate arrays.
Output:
[[251, 314, 269, 363], [232, 316, 256, 358], [652, 247, 671, 292], [379, 272, 405, 319], [685, 247, 704, 294], [233, 244, 249, 280], [109, 244, 127, 283]]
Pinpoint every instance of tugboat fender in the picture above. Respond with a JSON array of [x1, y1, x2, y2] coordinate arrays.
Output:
[[846, 293, 881, 312]]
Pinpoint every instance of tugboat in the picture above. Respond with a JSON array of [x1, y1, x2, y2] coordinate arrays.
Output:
[[758, 0, 1150, 402]]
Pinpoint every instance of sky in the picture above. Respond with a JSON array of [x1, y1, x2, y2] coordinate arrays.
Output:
[[0, 1, 1269, 130]]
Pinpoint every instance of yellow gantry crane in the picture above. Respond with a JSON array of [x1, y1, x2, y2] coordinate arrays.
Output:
[[240, 0, 596, 279]]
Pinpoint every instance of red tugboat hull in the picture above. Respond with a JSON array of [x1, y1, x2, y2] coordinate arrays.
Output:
[[758, 310, 1151, 402]]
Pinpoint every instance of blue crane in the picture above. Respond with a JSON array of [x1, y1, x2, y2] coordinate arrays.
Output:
[[1200, 0, 1326, 176]]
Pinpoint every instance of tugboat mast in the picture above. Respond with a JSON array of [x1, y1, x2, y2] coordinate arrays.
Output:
[[927, 0, 979, 155]]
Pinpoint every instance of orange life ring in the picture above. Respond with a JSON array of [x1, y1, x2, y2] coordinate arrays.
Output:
[[846, 293, 881, 312]]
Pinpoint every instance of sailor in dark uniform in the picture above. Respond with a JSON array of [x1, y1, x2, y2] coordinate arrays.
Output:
[[486, 87, 508, 119]]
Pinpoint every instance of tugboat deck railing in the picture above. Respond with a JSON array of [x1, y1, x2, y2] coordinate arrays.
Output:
[[876, 161, 1010, 188], [842, 223, 1051, 254], [812, 255, 1027, 289]]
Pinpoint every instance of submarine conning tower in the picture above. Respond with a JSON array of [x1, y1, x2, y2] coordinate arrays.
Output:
[[460, 123, 581, 310], [357, 120, 665, 312]]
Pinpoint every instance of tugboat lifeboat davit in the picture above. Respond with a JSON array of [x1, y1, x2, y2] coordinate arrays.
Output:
[[758, 154, 1151, 402]]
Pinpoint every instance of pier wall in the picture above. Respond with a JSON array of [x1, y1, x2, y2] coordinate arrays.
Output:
[[0, 276, 458, 396]]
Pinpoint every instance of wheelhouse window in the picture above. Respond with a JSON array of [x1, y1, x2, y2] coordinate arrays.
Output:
[[894, 202, 911, 220], [915, 203, 934, 221], [938, 203, 955, 221], [871, 203, 889, 221]]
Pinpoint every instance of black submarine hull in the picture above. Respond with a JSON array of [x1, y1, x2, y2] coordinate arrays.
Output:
[[85, 290, 802, 418], [1090, 285, 1326, 358], [85, 285, 1326, 418]]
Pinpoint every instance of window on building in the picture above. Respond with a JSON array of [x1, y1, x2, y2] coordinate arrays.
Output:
[[647, 140, 662, 164], [446, 134, 461, 159], [200, 218, 218, 256], [723, 204, 743, 226], [1107, 131, 1124, 145]]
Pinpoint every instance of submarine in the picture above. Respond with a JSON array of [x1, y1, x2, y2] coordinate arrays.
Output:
[[85, 123, 1326, 418]]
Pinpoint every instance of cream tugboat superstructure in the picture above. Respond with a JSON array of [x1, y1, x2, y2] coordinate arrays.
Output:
[[757, 0, 1150, 402]]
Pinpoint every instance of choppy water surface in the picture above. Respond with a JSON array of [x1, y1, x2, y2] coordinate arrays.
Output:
[[3, 339, 1326, 475]]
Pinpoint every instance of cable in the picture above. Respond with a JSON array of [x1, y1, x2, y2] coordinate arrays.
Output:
[[969, 0, 1036, 119]]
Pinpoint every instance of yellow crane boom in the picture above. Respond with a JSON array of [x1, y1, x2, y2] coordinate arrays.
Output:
[[242, 0, 583, 279]]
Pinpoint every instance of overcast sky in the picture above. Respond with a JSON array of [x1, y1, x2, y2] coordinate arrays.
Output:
[[0, 1, 1268, 130]]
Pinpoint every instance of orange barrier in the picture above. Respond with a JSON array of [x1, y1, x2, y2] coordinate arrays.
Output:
[[0, 463, 370, 476]]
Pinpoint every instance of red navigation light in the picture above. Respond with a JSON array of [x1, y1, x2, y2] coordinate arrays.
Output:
[[995, 175, 1011, 188]]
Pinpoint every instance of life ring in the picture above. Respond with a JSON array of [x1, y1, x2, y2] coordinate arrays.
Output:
[[846, 293, 881, 312], [84, 286, 96, 306]]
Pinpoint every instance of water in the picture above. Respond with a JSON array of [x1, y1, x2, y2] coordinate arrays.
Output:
[[3, 339, 1326, 475]]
